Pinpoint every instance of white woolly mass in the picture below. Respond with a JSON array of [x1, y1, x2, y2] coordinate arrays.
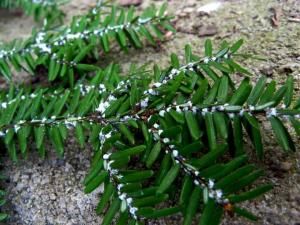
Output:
[[266, 107, 277, 117], [35, 32, 46, 43], [172, 150, 179, 157], [126, 198, 133, 204], [14, 125, 21, 133], [117, 184, 124, 190], [148, 89, 158, 95], [239, 109, 244, 116], [30, 93, 37, 98], [249, 105, 255, 111], [163, 138, 170, 143], [228, 113, 235, 119], [153, 82, 162, 88], [1, 102, 7, 109], [105, 132, 112, 139], [215, 189, 223, 199], [159, 110, 166, 117], [140, 97, 149, 108], [64, 120, 77, 129], [119, 193, 127, 201], [130, 207, 138, 216], [153, 123, 160, 129], [36, 43, 51, 54], [138, 17, 151, 24], [18, 120, 26, 125], [208, 179, 214, 188], [96, 101, 110, 114], [201, 108, 208, 116], [203, 57, 210, 63], [103, 153, 111, 160]]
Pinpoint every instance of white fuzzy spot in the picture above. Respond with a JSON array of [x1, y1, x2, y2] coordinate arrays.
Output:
[[208, 179, 214, 188], [216, 189, 223, 199], [117, 184, 124, 190], [159, 110, 166, 117], [228, 113, 235, 119], [1, 102, 7, 108], [163, 138, 170, 143], [176, 106, 182, 113], [126, 198, 133, 204], [172, 150, 179, 157], [153, 82, 162, 88], [239, 109, 244, 116], [30, 93, 37, 98], [119, 193, 127, 201], [140, 97, 149, 108], [266, 108, 277, 117], [103, 153, 111, 160], [129, 207, 138, 215], [14, 125, 21, 133], [96, 101, 110, 113], [249, 105, 255, 111]]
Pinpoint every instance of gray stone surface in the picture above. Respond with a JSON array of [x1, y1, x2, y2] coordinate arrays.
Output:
[[1, 142, 103, 225]]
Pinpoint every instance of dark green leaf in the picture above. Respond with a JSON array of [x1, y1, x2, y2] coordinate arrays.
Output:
[[157, 163, 180, 194]]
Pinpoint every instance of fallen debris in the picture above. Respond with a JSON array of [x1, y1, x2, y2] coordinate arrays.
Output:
[[119, 0, 142, 7], [197, 1, 222, 14], [287, 17, 300, 23], [198, 24, 218, 37], [271, 7, 282, 27]]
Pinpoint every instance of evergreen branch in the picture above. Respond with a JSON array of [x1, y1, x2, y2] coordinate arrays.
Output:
[[0, 0, 66, 27], [0, 40, 298, 224], [101, 151, 144, 222], [82, 106, 271, 224], [0, 41, 299, 159], [0, 63, 123, 159], [0, 4, 174, 84]]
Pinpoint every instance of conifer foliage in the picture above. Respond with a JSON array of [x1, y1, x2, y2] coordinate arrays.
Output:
[[0, 4, 174, 85], [0, 2, 299, 225], [0, 0, 67, 26]]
